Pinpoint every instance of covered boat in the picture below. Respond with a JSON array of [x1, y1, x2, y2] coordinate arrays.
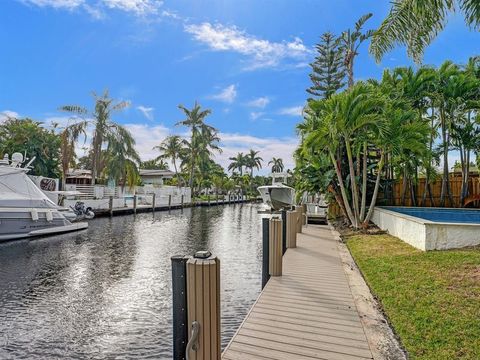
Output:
[[0, 153, 88, 241]]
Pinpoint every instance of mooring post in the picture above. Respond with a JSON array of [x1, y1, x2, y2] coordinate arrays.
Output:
[[281, 210, 287, 255], [301, 204, 307, 226], [262, 217, 270, 289], [286, 210, 297, 248], [133, 194, 137, 214], [109, 195, 113, 216], [171, 255, 188, 360], [186, 251, 221, 360], [169, 194, 172, 210], [296, 207, 302, 234], [181, 195, 184, 208], [269, 217, 283, 276], [152, 193, 156, 212]]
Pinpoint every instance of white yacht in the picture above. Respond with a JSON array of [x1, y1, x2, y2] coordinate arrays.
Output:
[[0, 153, 89, 241], [258, 172, 295, 211]]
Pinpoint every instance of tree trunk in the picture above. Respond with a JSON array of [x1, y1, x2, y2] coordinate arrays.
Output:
[[363, 152, 384, 226], [401, 167, 408, 206], [360, 142, 368, 221], [329, 151, 356, 227], [345, 140, 360, 227]]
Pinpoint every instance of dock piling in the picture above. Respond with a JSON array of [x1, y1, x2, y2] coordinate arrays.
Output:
[[186, 252, 221, 360], [281, 210, 287, 255], [109, 196, 113, 216], [152, 193, 156, 211], [169, 194, 172, 210], [171, 255, 189, 360], [133, 194, 137, 214], [261, 218, 270, 289], [269, 217, 283, 276], [286, 210, 297, 248]]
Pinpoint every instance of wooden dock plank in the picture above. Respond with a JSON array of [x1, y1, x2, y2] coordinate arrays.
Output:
[[222, 225, 373, 360]]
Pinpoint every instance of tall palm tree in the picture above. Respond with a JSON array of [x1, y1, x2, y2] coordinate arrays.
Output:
[[268, 158, 284, 173], [340, 13, 375, 88], [228, 152, 247, 176], [57, 120, 87, 190], [60, 90, 132, 185], [246, 149, 263, 178], [154, 135, 186, 185], [176, 102, 217, 189], [370, 0, 480, 63]]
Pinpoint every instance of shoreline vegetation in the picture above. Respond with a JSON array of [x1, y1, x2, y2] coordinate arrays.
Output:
[[0, 95, 287, 199]]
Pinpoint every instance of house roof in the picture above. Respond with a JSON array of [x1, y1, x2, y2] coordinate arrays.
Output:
[[139, 169, 175, 177]]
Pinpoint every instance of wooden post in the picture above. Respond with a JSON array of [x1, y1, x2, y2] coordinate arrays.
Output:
[[133, 194, 137, 214], [281, 210, 287, 255], [269, 217, 282, 276], [171, 255, 188, 360], [286, 210, 297, 248], [262, 218, 270, 289], [181, 195, 184, 208], [207, 194, 210, 206], [302, 204, 307, 225], [152, 193, 156, 211], [296, 208, 302, 234], [169, 194, 172, 210], [109, 195, 113, 216], [186, 254, 221, 360]]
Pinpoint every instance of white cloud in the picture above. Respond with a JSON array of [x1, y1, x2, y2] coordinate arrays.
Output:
[[247, 96, 270, 108], [278, 105, 304, 117], [184, 22, 311, 70], [125, 123, 170, 160], [0, 110, 20, 123], [210, 84, 237, 103], [250, 111, 265, 121], [137, 105, 154, 120], [19, 0, 163, 16], [102, 0, 162, 15], [20, 0, 84, 9]]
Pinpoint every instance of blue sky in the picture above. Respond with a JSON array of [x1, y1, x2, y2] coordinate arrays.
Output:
[[0, 0, 479, 172]]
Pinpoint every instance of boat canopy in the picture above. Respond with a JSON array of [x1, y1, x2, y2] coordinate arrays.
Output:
[[0, 166, 58, 209]]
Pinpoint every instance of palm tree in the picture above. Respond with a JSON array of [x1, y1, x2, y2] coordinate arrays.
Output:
[[228, 152, 246, 176], [104, 125, 141, 188], [370, 0, 480, 63], [268, 158, 284, 173], [60, 90, 132, 185], [140, 158, 169, 170], [246, 149, 263, 178], [57, 120, 87, 190], [153, 135, 186, 185], [176, 102, 217, 189], [340, 13, 375, 88]]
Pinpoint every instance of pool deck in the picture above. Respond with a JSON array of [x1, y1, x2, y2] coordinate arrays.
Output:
[[222, 225, 373, 360]]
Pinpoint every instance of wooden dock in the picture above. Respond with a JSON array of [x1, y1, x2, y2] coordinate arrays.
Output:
[[222, 225, 373, 360]]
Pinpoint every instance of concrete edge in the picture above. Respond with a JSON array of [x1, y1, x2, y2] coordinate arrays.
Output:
[[328, 224, 408, 360]]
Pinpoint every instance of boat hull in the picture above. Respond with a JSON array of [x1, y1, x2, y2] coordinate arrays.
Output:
[[0, 209, 88, 241], [258, 185, 295, 210]]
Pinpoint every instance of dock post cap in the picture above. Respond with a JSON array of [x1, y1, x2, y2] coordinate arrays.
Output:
[[171, 254, 187, 260], [193, 250, 212, 259]]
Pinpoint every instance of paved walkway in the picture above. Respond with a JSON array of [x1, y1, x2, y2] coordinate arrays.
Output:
[[222, 225, 373, 360]]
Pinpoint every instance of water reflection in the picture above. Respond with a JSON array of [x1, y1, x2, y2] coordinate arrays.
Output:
[[0, 204, 262, 359]]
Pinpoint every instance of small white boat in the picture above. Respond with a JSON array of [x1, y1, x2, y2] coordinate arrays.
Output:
[[0, 153, 89, 242], [258, 172, 295, 211]]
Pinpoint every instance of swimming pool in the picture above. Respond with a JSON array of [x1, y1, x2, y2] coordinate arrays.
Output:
[[372, 207, 480, 250], [385, 207, 480, 224]]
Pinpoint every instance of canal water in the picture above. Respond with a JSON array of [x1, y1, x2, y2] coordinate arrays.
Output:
[[0, 203, 263, 359]]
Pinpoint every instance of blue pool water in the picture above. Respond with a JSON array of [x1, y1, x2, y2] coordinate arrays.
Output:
[[383, 207, 480, 224]]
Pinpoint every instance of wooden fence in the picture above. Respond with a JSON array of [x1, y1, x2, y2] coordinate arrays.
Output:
[[383, 174, 480, 208]]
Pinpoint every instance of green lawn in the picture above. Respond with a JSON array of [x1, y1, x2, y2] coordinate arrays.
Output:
[[346, 234, 480, 360]]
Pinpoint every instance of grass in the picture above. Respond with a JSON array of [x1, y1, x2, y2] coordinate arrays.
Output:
[[346, 234, 480, 360]]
